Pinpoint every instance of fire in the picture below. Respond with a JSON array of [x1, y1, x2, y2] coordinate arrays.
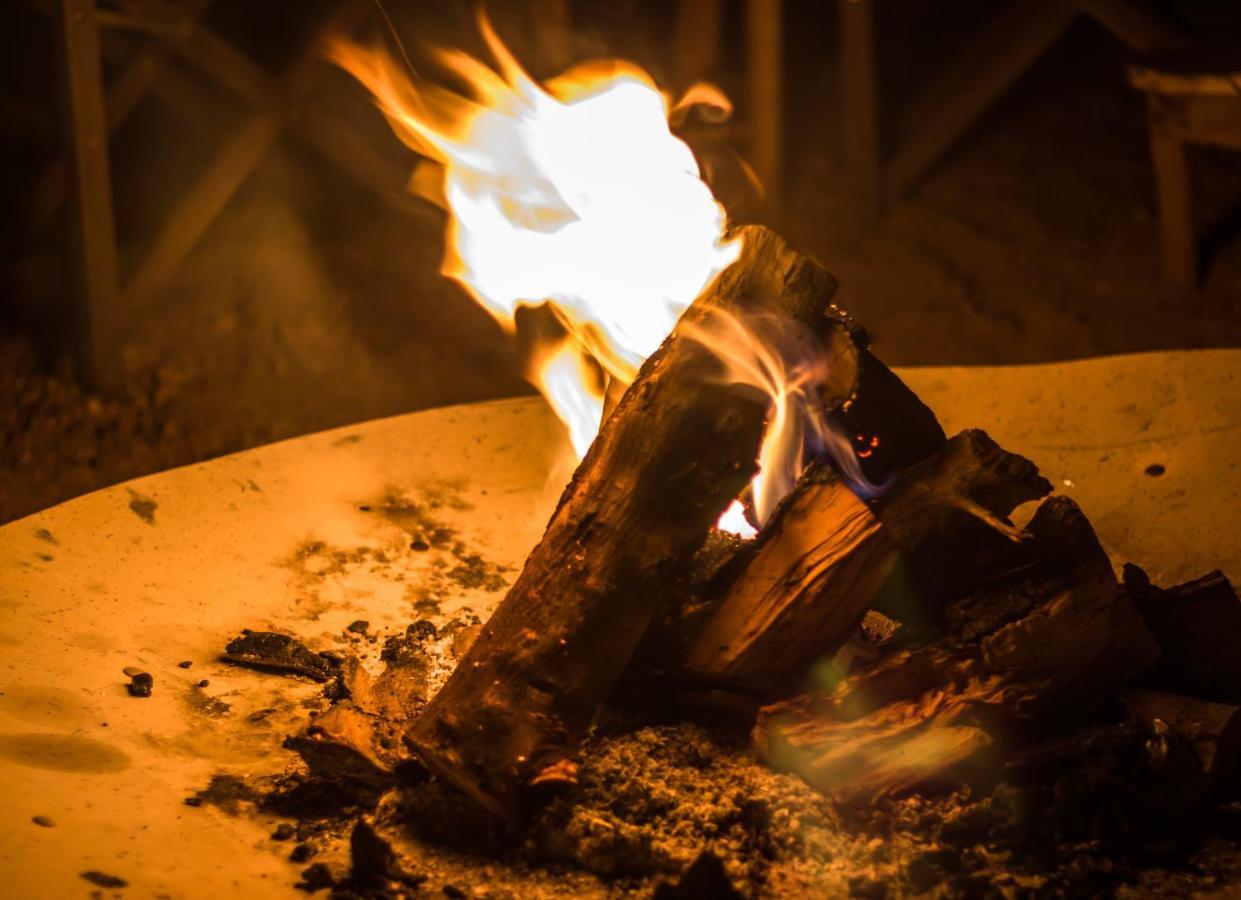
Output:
[[328, 18, 832, 533]]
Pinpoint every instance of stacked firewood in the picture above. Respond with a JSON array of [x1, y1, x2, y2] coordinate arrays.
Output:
[[298, 226, 1241, 828]]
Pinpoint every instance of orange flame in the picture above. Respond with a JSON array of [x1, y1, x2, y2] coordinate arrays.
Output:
[[329, 19, 833, 534]]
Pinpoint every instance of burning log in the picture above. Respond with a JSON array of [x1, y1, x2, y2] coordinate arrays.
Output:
[[653, 430, 1051, 696], [680, 463, 897, 694], [830, 345, 946, 485], [404, 226, 849, 822], [752, 497, 1161, 803]]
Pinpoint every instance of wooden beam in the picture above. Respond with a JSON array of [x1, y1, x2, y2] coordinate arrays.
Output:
[[1129, 66, 1241, 98], [1147, 96, 1197, 290], [27, 0, 212, 233], [532, 0, 572, 70], [747, 0, 784, 207], [119, 115, 282, 313], [52, 0, 123, 392], [885, 0, 1078, 204], [293, 106, 435, 222], [113, 0, 277, 108], [1074, 0, 1188, 53], [120, 0, 371, 317], [837, 0, 881, 224], [1151, 94, 1241, 152], [673, 0, 722, 86]]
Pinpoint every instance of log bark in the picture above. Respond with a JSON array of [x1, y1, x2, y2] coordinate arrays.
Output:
[[753, 496, 1161, 804], [404, 226, 844, 822], [1127, 568, 1241, 703], [681, 463, 898, 693]]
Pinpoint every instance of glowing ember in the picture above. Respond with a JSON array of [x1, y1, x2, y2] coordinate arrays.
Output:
[[329, 18, 838, 532]]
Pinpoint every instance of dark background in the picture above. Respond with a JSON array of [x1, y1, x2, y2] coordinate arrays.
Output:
[[2, 0, 1240, 523]]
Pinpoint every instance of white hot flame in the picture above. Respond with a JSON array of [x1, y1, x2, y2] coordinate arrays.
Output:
[[330, 18, 846, 535]]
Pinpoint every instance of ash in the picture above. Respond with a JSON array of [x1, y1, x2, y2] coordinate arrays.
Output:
[[192, 614, 1241, 898]]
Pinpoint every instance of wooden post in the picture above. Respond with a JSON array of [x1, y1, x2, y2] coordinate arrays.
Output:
[[747, 0, 783, 209], [837, 0, 881, 225], [52, 0, 123, 393], [119, 0, 371, 316], [673, 0, 722, 86], [532, 0, 572, 70], [29, 0, 212, 234], [1147, 95, 1196, 290]]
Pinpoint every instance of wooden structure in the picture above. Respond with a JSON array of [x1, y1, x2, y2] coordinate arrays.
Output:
[[832, 0, 1194, 222], [668, 1, 1188, 220], [1128, 56, 1241, 289], [23, 0, 425, 392]]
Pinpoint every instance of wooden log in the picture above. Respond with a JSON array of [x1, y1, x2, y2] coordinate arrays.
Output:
[[648, 430, 1047, 696], [755, 689, 997, 802], [404, 226, 844, 822], [681, 463, 898, 694], [1120, 689, 1241, 802], [1127, 568, 1241, 703], [753, 496, 1161, 804], [833, 345, 946, 485], [872, 428, 1053, 622]]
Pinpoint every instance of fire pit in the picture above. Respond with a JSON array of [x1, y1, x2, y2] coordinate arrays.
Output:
[[0, 350, 1237, 897], [6, 10, 1241, 897]]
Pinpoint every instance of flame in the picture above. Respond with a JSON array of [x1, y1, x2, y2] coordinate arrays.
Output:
[[328, 22, 737, 441], [681, 309, 862, 526], [527, 337, 604, 460], [329, 18, 848, 534]]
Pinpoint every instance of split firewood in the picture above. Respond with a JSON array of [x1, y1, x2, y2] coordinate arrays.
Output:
[[872, 429, 1054, 619], [680, 463, 898, 694], [405, 226, 850, 822], [753, 497, 1160, 804], [1126, 567, 1241, 703], [650, 430, 1050, 697], [1120, 689, 1241, 802]]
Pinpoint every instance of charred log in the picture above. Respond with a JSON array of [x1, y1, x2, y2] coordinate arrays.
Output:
[[404, 226, 848, 822], [639, 430, 1051, 697], [752, 497, 1160, 804], [680, 463, 897, 694], [830, 345, 946, 485], [1126, 568, 1241, 704], [871, 429, 1054, 622]]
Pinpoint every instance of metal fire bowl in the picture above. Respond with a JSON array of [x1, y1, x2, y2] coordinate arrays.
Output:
[[0, 350, 1238, 898]]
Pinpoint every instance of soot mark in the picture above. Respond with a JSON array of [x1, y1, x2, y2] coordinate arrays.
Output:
[[80, 871, 128, 888], [0, 733, 131, 773], [127, 490, 158, 525], [34, 528, 58, 545]]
